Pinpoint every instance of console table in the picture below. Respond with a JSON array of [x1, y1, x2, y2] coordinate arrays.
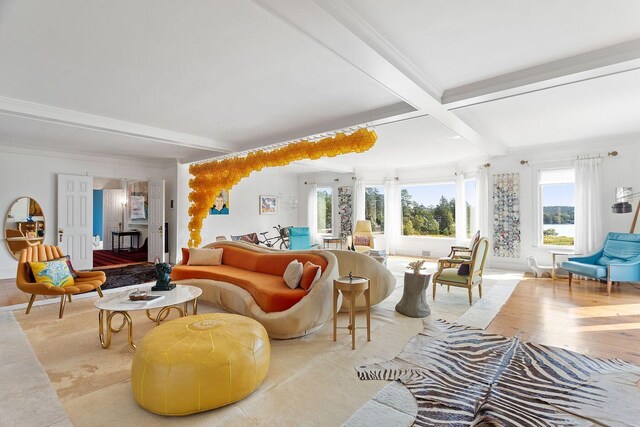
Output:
[[111, 230, 141, 253]]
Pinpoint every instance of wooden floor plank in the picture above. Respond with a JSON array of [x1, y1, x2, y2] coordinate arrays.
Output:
[[485, 275, 640, 365]]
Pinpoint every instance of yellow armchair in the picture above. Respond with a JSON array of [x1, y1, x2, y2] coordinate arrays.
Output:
[[17, 245, 106, 318], [347, 220, 375, 253]]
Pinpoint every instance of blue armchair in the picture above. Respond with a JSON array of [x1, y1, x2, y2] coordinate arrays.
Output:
[[288, 227, 320, 250], [562, 232, 640, 295]]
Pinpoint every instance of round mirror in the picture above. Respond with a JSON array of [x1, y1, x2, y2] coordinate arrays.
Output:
[[4, 197, 46, 260]]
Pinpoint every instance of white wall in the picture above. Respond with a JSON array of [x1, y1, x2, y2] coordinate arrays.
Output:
[[296, 171, 354, 238], [488, 138, 640, 271], [0, 147, 177, 278], [176, 165, 300, 257]]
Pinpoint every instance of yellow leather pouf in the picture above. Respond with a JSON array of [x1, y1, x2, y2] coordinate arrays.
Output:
[[131, 313, 270, 416]]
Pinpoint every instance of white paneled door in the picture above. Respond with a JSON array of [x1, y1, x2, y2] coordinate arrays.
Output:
[[103, 189, 124, 250], [57, 174, 93, 270], [147, 179, 165, 263]]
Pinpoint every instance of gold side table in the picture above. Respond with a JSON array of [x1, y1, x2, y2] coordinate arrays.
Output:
[[333, 276, 370, 350]]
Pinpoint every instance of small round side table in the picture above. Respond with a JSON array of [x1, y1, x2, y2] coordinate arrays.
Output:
[[333, 275, 370, 350]]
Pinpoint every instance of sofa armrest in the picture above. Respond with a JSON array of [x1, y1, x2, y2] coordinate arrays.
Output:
[[609, 256, 640, 281], [568, 252, 600, 264]]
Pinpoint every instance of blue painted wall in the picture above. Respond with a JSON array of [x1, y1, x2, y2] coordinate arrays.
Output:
[[93, 190, 103, 239]]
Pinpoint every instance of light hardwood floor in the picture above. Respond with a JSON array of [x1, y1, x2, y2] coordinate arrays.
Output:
[[486, 275, 640, 365]]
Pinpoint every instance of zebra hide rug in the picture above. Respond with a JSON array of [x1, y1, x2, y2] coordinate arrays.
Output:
[[354, 320, 640, 426]]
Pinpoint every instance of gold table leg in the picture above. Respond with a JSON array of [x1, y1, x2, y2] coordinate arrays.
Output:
[[154, 306, 184, 326], [365, 281, 371, 342], [99, 310, 134, 350], [332, 286, 338, 342]]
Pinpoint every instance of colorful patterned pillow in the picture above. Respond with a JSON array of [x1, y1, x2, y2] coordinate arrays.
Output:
[[353, 235, 371, 246], [53, 256, 79, 278], [29, 260, 75, 288]]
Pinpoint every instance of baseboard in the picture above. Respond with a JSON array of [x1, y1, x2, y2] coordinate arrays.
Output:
[[0, 268, 16, 280]]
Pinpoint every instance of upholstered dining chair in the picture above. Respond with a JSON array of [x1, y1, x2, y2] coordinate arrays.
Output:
[[448, 230, 480, 260], [432, 237, 489, 305], [17, 245, 106, 318], [348, 220, 375, 253]]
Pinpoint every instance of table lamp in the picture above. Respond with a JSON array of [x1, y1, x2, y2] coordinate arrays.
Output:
[[611, 187, 640, 233]]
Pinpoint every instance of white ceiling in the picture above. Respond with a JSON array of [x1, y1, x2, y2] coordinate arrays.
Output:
[[0, 0, 638, 169], [306, 115, 483, 169], [453, 68, 640, 148], [344, 0, 640, 89]]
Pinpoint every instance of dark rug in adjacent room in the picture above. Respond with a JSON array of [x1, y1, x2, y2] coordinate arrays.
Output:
[[93, 249, 148, 268], [98, 264, 156, 290], [350, 319, 640, 426]]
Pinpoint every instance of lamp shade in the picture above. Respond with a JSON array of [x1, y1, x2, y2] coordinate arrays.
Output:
[[611, 202, 633, 214]]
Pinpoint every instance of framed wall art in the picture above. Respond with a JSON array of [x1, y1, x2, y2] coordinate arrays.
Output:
[[209, 189, 230, 215], [259, 195, 277, 215], [493, 173, 520, 258], [127, 181, 148, 225]]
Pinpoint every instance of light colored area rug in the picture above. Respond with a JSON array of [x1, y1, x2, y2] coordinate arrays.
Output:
[[0, 311, 71, 427], [12, 265, 520, 426], [347, 320, 640, 426]]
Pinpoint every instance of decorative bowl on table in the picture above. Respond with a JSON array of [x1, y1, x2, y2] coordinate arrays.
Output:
[[129, 290, 149, 301]]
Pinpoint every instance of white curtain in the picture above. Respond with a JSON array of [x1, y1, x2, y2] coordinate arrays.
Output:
[[455, 173, 467, 245], [353, 179, 365, 224], [477, 167, 490, 240], [575, 157, 604, 254], [307, 183, 318, 244], [384, 179, 400, 254]]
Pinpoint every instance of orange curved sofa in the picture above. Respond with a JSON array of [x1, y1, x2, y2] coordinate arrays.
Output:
[[171, 241, 339, 339]]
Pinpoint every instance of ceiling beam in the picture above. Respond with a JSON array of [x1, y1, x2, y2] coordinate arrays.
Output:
[[0, 96, 234, 153], [444, 39, 640, 109], [252, 0, 506, 156]]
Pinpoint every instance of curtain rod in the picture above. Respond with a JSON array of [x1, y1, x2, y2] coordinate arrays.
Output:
[[520, 150, 618, 166], [304, 179, 340, 185]]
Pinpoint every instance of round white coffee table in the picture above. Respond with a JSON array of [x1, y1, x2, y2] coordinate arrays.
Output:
[[95, 284, 202, 349]]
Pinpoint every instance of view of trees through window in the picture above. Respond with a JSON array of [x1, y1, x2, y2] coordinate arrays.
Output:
[[317, 187, 332, 234], [365, 186, 384, 232], [401, 184, 457, 237], [540, 169, 575, 246]]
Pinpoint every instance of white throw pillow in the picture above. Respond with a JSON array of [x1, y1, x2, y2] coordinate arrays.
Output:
[[187, 248, 223, 266], [283, 259, 304, 289]]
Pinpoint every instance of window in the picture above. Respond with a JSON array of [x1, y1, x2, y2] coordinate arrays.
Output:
[[465, 178, 477, 238], [539, 168, 575, 246], [401, 183, 456, 237], [316, 187, 333, 235], [365, 186, 384, 233]]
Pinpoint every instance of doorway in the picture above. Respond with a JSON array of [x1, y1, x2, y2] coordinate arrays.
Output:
[[92, 178, 148, 268]]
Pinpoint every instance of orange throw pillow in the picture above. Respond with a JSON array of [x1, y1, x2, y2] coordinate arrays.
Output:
[[300, 261, 321, 291], [181, 248, 190, 265]]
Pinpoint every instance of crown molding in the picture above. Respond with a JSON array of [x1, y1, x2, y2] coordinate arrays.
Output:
[[503, 132, 640, 158], [0, 143, 177, 169], [0, 96, 234, 153]]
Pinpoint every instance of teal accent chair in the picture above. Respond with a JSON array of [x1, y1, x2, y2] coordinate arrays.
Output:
[[562, 232, 640, 295], [288, 227, 320, 250]]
